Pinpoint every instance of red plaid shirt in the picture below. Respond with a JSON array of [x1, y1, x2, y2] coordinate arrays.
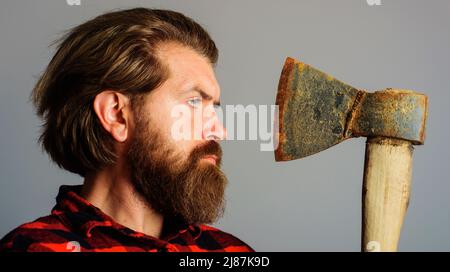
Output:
[[0, 185, 254, 252]]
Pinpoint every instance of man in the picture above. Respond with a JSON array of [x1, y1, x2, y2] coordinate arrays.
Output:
[[0, 8, 254, 252]]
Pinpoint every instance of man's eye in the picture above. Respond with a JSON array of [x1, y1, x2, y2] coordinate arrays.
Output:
[[187, 97, 202, 108]]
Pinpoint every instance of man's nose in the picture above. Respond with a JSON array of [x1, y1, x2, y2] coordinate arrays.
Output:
[[203, 113, 227, 141]]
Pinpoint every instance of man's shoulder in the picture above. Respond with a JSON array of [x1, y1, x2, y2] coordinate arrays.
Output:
[[196, 225, 255, 252], [0, 214, 77, 252]]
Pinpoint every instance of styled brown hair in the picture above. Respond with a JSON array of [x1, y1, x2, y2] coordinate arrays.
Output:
[[31, 8, 218, 177]]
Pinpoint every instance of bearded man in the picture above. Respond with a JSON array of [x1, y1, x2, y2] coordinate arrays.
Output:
[[0, 7, 254, 252]]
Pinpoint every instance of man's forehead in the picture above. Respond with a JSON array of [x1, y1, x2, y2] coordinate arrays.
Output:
[[158, 43, 221, 99]]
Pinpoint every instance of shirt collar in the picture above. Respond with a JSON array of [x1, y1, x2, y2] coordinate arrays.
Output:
[[51, 185, 202, 241]]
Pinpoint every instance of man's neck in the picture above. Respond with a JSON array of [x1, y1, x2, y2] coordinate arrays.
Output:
[[80, 163, 164, 239]]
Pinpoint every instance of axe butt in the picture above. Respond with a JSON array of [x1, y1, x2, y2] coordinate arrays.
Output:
[[362, 137, 414, 252]]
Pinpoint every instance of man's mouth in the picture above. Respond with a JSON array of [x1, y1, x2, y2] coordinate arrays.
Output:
[[201, 155, 218, 165]]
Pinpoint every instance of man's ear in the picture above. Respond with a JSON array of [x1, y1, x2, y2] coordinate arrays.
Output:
[[93, 91, 130, 143]]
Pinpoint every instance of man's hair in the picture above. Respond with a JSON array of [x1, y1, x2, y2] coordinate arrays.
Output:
[[31, 8, 218, 177]]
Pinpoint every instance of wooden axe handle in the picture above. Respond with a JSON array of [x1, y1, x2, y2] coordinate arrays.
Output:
[[362, 137, 413, 252]]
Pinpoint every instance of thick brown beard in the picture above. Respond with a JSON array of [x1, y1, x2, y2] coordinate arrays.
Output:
[[126, 111, 227, 225]]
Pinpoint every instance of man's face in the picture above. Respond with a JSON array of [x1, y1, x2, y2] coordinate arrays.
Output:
[[126, 42, 227, 225]]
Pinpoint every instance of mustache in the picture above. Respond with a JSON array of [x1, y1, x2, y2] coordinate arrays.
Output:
[[189, 140, 222, 166]]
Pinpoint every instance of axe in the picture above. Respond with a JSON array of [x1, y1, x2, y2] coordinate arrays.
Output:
[[275, 57, 428, 252]]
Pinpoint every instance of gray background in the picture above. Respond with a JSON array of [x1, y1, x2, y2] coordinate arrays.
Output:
[[1, 0, 449, 251]]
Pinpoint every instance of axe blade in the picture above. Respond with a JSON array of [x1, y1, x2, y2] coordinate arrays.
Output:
[[275, 57, 360, 161]]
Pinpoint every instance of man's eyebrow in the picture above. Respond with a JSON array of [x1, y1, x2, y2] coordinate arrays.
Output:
[[187, 86, 221, 106]]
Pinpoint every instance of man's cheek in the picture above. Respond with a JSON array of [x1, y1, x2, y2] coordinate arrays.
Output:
[[192, 108, 203, 140], [170, 104, 191, 140], [170, 104, 203, 141]]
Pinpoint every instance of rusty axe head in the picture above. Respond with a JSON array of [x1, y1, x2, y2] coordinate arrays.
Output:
[[274, 57, 428, 161]]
